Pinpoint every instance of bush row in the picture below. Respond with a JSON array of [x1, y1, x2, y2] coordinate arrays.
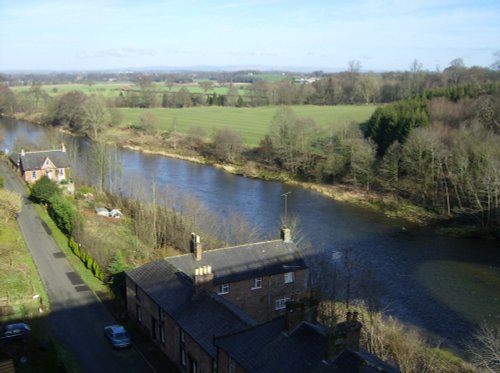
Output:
[[68, 238, 105, 282]]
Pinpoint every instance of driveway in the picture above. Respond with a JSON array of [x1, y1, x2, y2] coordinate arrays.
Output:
[[0, 161, 156, 373]]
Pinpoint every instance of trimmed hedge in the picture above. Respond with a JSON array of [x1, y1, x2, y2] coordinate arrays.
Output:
[[68, 238, 105, 282]]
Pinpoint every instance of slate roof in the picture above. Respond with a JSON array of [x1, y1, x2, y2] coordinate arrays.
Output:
[[20, 150, 70, 171], [126, 260, 254, 357], [166, 239, 307, 285], [216, 318, 401, 373], [215, 318, 328, 373]]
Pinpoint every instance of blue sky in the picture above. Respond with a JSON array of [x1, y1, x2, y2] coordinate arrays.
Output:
[[0, 0, 498, 72]]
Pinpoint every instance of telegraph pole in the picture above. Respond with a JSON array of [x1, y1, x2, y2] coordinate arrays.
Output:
[[281, 191, 291, 226]]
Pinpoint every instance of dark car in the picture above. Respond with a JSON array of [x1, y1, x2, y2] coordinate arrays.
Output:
[[0, 323, 31, 341], [104, 325, 131, 348]]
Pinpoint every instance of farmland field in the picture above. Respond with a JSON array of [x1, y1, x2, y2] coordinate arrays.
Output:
[[10, 82, 247, 97], [119, 105, 377, 146]]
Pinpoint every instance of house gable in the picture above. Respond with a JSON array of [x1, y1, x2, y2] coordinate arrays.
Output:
[[41, 157, 56, 170]]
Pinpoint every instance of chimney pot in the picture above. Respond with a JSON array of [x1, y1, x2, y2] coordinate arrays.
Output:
[[352, 311, 358, 322], [346, 311, 352, 321], [280, 227, 292, 242]]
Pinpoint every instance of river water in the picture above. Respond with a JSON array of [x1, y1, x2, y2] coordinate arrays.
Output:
[[2, 117, 499, 352]]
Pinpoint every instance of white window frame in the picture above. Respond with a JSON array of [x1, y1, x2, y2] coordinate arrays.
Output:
[[275, 297, 291, 310], [136, 304, 142, 323], [159, 324, 165, 345], [31, 171, 37, 180], [218, 283, 229, 295], [58, 168, 64, 177], [284, 272, 294, 284], [251, 277, 262, 290], [180, 346, 186, 366]]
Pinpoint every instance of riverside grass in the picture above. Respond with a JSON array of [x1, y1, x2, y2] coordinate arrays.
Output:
[[119, 105, 377, 146]]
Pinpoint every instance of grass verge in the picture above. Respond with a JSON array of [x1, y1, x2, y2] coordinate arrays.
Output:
[[32, 205, 109, 295]]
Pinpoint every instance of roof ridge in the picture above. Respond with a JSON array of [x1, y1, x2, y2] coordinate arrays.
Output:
[[164, 239, 283, 261], [207, 239, 283, 253], [22, 149, 63, 155]]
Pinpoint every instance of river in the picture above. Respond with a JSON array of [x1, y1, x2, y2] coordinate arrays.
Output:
[[1, 117, 499, 353]]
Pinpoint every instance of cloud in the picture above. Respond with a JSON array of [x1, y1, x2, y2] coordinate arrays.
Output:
[[77, 48, 158, 59]]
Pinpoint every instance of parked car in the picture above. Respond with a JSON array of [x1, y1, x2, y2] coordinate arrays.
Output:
[[0, 323, 31, 341], [104, 325, 131, 348]]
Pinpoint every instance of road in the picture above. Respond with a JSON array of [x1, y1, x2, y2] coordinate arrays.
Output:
[[0, 161, 156, 373]]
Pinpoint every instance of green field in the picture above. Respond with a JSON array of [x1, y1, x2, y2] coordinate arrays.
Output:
[[119, 105, 377, 146], [11, 82, 247, 97]]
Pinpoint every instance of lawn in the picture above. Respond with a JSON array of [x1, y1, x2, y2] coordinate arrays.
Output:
[[0, 219, 47, 319], [119, 105, 377, 146]]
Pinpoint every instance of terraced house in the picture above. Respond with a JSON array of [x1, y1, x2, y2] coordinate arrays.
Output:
[[125, 228, 309, 372]]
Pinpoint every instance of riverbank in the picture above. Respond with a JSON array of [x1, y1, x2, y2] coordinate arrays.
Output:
[[114, 130, 500, 239], [8, 115, 496, 237], [111, 129, 439, 225]]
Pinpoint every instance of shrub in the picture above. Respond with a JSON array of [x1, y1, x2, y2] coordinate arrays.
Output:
[[47, 194, 76, 236], [30, 176, 61, 204]]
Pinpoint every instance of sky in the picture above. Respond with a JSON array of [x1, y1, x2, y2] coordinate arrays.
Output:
[[0, 0, 499, 72]]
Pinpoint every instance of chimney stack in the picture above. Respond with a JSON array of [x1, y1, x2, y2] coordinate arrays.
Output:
[[193, 265, 214, 294], [21, 148, 25, 156], [191, 233, 202, 261], [326, 310, 363, 360], [61, 143, 66, 153], [284, 292, 318, 333], [280, 227, 292, 242]]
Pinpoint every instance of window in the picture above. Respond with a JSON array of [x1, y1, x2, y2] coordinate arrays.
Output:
[[190, 358, 198, 373], [229, 358, 236, 373], [275, 297, 291, 310], [180, 346, 187, 367], [136, 304, 142, 323], [31, 171, 37, 180], [159, 306, 165, 321], [284, 272, 294, 284], [251, 277, 262, 290], [218, 283, 229, 295], [135, 284, 140, 300], [159, 325, 165, 345], [151, 317, 157, 340], [180, 329, 186, 366], [58, 168, 64, 176]]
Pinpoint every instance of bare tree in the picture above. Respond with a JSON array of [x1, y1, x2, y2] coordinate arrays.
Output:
[[82, 95, 111, 140], [467, 323, 500, 373]]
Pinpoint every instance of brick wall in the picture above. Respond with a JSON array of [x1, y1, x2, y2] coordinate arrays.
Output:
[[126, 276, 215, 372], [217, 348, 246, 373], [212, 268, 308, 323]]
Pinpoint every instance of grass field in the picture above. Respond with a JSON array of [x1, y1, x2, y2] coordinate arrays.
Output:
[[0, 218, 47, 319], [11, 82, 247, 97], [119, 105, 377, 146]]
